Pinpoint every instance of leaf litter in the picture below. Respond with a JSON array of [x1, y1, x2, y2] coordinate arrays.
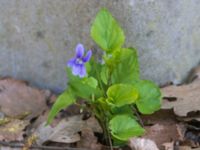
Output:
[[0, 77, 49, 119], [0, 65, 200, 149]]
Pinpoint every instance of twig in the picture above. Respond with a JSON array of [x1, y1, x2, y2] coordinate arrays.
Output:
[[0, 141, 88, 150]]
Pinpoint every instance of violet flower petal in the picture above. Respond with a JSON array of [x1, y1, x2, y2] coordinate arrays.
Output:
[[75, 43, 84, 58], [79, 65, 86, 78], [82, 50, 92, 62], [67, 58, 76, 68], [72, 64, 81, 76]]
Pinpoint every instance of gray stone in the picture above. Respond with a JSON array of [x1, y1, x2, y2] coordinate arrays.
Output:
[[0, 0, 200, 92]]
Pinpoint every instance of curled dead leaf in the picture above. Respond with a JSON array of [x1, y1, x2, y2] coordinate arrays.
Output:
[[35, 115, 102, 145], [129, 137, 159, 150], [35, 115, 82, 144], [162, 65, 200, 119], [162, 79, 200, 117], [187, 65, 200, 83]]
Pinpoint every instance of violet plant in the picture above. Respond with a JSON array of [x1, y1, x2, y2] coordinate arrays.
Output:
[[47, 8, 162, 147]]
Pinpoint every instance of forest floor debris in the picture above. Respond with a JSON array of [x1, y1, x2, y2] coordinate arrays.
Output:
[[0, 65, 200, 150]]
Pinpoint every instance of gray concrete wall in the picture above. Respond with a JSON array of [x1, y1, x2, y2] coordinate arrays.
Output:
[[0, 0, 200, 92]]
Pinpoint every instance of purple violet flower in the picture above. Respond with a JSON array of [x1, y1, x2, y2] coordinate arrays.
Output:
[[67, 43, 92, 78]]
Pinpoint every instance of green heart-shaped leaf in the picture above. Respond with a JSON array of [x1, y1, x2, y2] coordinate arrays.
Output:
[[106, 84, 138, 107], [109, 114, 145, 141], [135, 80, 162, 114]]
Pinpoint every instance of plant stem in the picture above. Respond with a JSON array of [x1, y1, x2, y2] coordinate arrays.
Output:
[[91, 102, 113, 149], [132, 105, 144, 127], [99, 107, 113, 149], [105, 118, 113, 150], [94, 62, 106, 97], [91, 62, 113, 149]]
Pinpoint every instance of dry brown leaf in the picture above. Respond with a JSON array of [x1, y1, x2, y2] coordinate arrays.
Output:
[[176, 124, 186, 141], [140, 109, 182, 149], [162, 142, 174, 150], [161, 79, 200, 117], [161, 65, 200, 149], [129, 137, 159, 150], [77, 127, 102, 150], [0, 119, 29, 141], [85, 116, 102, 133], [35, 115, 82, 144], [187, 65, 200, 83], [143, 123, 180, 149], [141, 109, 177, 125], [179, 146, 192, 150], [35, 115, 102, 145], [162, 65, 200, 118], [0, 78, 49, 119]]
